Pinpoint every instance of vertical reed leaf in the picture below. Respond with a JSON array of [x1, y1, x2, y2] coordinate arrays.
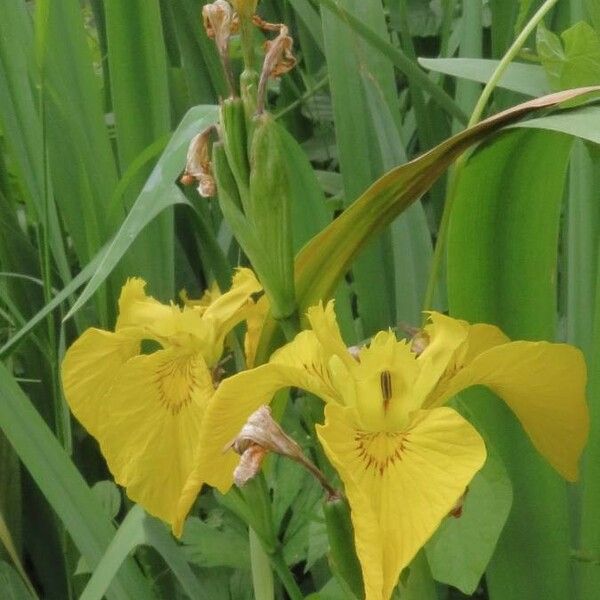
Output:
[[104, 0, 174, 299]]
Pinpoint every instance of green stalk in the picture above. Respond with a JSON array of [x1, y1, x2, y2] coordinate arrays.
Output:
[[269, 551, 304, 600], [224, 479, 304, 600], [249, 528, 274, 600], [239, 15, 256, 72], [422, 0, 560, 313]]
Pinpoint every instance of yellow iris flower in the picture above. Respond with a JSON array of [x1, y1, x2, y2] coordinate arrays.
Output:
[[176, 301, 588, 599], [61, 268, 261, 532]]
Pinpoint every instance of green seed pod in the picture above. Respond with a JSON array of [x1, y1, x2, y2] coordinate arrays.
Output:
[[247, 112, 296, 320], [220, 97, 250, 209], [213, 141, 283, 315], [323, 495, 364, 599]]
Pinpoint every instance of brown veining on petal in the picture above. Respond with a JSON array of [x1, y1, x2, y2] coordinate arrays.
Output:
[[154, 354, 202, 416], [353, 430, 409, 476]]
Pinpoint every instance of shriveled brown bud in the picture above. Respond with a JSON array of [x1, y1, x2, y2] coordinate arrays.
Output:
[[181, 128, 216, 198], [202, 0, 238, 95], [233, 444, 268, 487], [410, 330, 430, 356], [227, 405, 304, 459], [227, 406, 337, 496], [253, 17, 297, 113], [202, 0, 239, 54]]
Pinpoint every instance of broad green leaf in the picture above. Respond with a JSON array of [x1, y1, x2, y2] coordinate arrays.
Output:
[[0, 363, 154, 600], [80, 505, 207, 600], [293, 88, 600, 313], [0, 561, 34, 600], [418, 58, 549, 97], [181, 516, 250, 570], [64, 105, 218, 321], [425, 452, 513, 594], [361, 68, 432, 324], [446, 128, 575, 599], [537, 21, 600, 90]]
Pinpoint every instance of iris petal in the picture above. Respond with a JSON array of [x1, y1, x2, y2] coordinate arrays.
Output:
[[60, 328, 139, 438], [97, 347, 213, 528], [435, 341, 588, 481], [317, 404, 486, 600]]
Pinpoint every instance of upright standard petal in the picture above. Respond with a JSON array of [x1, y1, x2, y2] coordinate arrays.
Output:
[[307, 301, 357, 372], [413, 312, 469, 403], [97, 347, 215, 529], [435, 341, 588, 481], [317, 404, 486, 600], [61, 328, 139, 438], [202, 268, 263, 360], [116, 277, 172, 332]]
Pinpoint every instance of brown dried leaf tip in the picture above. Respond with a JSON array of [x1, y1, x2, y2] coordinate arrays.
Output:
[[180, 127, 216, 198], [253, 16, 297, 113]]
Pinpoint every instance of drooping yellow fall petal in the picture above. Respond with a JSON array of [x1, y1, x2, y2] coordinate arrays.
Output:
[[60, 328, 139, 438], [97, 347, 214, 528], [317, 404, 486, 600], [461, 323, 510, 364], [435, 341, 588, 481]]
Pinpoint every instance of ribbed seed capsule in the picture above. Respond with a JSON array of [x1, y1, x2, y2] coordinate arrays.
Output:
[[247, 112, 296, 319]]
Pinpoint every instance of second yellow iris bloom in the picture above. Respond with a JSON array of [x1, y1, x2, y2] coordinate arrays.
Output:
[[178, 301, 588, 600], [61, 268, 261, 532]]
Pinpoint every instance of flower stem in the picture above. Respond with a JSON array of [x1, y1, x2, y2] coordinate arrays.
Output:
[[421, 0, 559, 314], [269, 550, 304, 600], [239, 15, 256, 72], [249, 528, 274, 600]]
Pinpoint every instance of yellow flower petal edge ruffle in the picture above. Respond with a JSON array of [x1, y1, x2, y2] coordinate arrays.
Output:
[[61, 268, 262, 531]]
